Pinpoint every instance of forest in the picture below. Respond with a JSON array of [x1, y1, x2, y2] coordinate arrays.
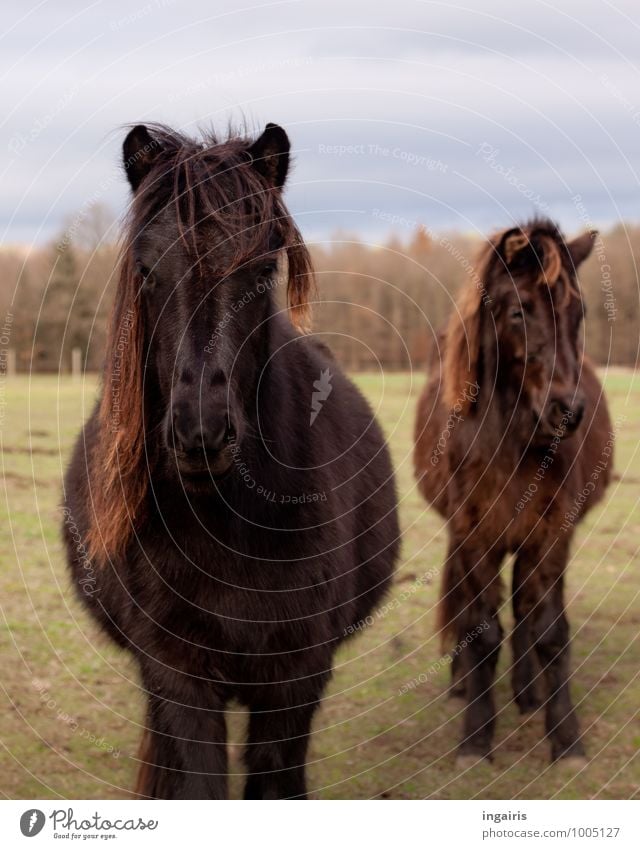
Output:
[[0, 204, 637, 373]]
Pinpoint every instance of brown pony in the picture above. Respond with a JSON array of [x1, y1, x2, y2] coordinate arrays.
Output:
[[414, 218, 612, 767]]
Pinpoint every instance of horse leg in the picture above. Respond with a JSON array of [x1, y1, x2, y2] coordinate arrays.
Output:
[[528, 544, 585, 763], [445, 543, 504, 765], [243, 700, 320, 799], [449, 648, 468, 699], [511, 554, 542, 714], [133, 718, 177, 799], [135, 679, 228, 799], [457, 610, 504, 764]]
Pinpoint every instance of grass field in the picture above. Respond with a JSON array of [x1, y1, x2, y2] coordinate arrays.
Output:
[[1, 370, 639, 799]]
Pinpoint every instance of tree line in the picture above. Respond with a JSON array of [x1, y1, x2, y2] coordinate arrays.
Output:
[[0, 204, 638, 373]]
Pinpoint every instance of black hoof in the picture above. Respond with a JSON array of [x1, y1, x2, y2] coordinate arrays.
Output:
[[456, 751, 492, 769], [449, 683, 468, 701], [515, 691, 542, 714], [552, 740, 586, 764], [456, 742, 492, 768]]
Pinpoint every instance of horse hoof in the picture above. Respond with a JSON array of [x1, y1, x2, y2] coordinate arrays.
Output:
[[456, 753, 488, 769], [556, 755, 588, 770], [515, 694, 542, 715], [448, 690, 467, 704]]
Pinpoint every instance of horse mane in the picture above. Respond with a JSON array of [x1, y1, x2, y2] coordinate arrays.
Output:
[[442, 217, 579, 413], [85, 124, 315, 564]]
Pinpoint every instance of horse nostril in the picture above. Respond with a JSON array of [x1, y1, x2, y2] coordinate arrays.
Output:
[[570, 403, 585, 428], [553, 398, 585, 432], [549, 400, 565, 420], [171, 409, 188, 452]]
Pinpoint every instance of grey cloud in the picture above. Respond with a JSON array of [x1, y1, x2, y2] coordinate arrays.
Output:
[[2, 0, 639, 244]]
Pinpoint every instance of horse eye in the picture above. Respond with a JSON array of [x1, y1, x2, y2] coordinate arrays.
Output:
[[259, 262, 276, 278], [135, 261, 154, 287], [510, 309, 524, 320]]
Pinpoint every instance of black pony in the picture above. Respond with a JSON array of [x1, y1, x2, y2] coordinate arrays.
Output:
[[63, 122, 399, 798]]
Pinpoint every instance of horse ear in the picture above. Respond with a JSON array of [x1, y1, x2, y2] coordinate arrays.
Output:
[[496, 227, 537, 269], [123, 125, 162, 192], [567, 230, 597, 268], [247, 123, 290, 188]]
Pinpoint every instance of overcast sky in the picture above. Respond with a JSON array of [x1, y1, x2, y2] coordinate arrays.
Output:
[[3, 0, 640, 246]]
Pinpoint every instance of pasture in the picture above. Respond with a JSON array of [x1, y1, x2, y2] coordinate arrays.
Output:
[[1, 370, 638, 799]]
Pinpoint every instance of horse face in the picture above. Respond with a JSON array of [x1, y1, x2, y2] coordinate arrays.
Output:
[[495, 278, 585, 442], [122, 123, 292, 485], [490, 228, 595, 445], [136, 221, 282, 482]]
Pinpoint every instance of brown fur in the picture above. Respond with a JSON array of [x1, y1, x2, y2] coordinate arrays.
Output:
[[443, 230, 577, 413], [414, 218, 613, 762]]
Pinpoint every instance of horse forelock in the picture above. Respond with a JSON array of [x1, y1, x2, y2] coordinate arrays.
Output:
[[86, 125, 315, 564], [127, 125, 315, 329], [441, 218, 581, 413], [493, 219, 580, 305]]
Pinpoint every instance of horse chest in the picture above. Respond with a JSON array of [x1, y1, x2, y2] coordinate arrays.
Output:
[[458, 459, 567, 548], [127, 555, 334, 687], [128, 534, 335, 644], [504, 464, 569, 547]]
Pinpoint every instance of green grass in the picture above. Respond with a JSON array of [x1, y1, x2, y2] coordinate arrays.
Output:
[[1, 370, 639, 799]]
